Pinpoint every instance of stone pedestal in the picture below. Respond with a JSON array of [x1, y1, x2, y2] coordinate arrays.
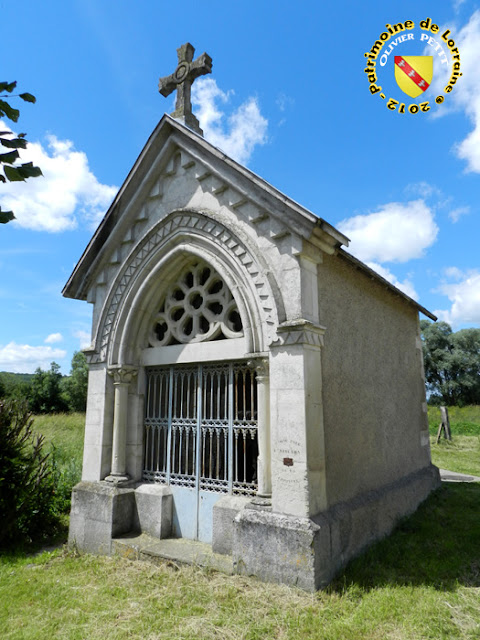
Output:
[[233, 465, 441, 591], [212, 495, 250, 555], [69, 481, 136, 554], [233, 509, 334, 591], [133, 484, 173, 539]]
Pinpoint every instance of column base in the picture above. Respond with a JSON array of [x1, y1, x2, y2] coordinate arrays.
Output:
[[248, 495, 272, 511], [104, 474, 131, 486]]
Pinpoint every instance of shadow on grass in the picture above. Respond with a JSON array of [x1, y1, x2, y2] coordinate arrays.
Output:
[[0, 521, 68, 562], [330, 483, 480, 593]]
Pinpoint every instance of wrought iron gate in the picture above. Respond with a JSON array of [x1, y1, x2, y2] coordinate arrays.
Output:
[[143, 362, 258, 501]]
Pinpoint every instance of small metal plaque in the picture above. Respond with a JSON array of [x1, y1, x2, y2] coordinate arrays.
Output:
[[283, 457, 294, 467]]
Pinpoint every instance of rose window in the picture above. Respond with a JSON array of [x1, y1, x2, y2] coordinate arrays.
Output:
[[148, 261, 244, 346]]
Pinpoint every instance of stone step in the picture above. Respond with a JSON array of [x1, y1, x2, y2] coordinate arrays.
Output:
[[440, 468, 480, 483], [112, 532, 234, 575]]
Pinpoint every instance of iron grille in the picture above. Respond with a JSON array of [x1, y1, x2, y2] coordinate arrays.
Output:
[[143, 362, 258, 496]]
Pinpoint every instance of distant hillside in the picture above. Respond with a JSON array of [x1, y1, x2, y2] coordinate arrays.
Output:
[[0, 371, 35, 395], [0, 371, 35, 382]]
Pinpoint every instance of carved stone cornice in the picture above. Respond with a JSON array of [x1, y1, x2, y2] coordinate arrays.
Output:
[[82, 346, 97, 365], [108, 365, 139, 386], [270, 319, 326, 349]]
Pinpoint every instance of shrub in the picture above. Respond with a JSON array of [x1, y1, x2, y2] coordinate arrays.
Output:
[[0, 400, 61, 548]]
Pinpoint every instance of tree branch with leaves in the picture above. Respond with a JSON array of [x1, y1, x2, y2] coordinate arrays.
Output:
[[0, 81, 42, 224]]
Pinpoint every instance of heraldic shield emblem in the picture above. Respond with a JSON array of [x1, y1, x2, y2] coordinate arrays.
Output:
[[394, 56, 433, 98]]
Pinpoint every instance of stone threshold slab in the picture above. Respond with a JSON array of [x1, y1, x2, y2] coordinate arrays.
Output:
[[440, 469, 480, 483], [113, 532, 234, 574]]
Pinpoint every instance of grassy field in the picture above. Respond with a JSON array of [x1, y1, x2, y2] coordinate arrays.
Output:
[[1, 482, 479, 639], [431, 437, 480, 477], [33, 412, 85, 463], [0, 408, 475, 639], [427, 405, 480, 434], [32, 413, 85, 522], [428, 405, 480, 477]]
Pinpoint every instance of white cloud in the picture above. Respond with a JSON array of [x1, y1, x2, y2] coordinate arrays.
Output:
[[276, 93, 294, 112], [45, 333, 63, 344], [404, 182, 441, 199], [0, 342, 67, 373], [366, 262, 418, 300], [455, 103, 480, 171], [434, 269, 480, 327], [73, 329, 92, 349], [192, 78, 268, 165], [1, 123, 118, 232], [338, 199, 438, 263], [431, 10, 480, 172], [448, 205, 470, 222], [444, 266, 464, 280]]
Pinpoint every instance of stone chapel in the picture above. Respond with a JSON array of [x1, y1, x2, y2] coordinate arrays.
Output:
[[64, 44, 440, 590]]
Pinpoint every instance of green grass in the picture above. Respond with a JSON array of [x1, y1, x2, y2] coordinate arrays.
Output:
[[2, 410, 476, 638], [32, 412, 85, 481], [427, 405, 480, 436], [430, 436, 480, 477], [32, 412, 85, 460], [32, 413, 85, 521], [1, 483, 479, 639], [427, 405, 480, 477], [0, 412, 480, 640]]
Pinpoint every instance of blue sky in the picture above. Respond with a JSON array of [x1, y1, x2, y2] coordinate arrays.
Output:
[[1, 0, 479, 373]]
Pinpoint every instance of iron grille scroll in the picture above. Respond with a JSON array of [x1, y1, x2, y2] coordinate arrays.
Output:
[[143, 362, 258, 497]]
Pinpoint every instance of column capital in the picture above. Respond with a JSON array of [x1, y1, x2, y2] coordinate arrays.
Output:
[[108, 365, 139, 385], [247, 356, 269, 381]]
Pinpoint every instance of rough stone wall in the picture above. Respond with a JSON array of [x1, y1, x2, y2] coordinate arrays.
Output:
[[317, 253, 432, 508]]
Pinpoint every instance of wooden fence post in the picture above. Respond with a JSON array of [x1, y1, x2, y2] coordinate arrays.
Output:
[[436, 406, 452, 443]]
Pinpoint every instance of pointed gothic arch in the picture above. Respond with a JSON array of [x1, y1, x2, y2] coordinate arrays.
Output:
[[90, 210, 276, 541], [91, 209, 285, 369]]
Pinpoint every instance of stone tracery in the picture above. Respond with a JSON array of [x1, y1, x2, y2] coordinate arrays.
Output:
[[148, 260, 244, 346]]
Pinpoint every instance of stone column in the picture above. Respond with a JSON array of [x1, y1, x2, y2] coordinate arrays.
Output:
[[105, 366, 138, 484], [252, 358, 271, 502]]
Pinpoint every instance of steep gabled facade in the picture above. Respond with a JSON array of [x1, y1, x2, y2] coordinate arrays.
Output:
[[64, 115, 440, 590]]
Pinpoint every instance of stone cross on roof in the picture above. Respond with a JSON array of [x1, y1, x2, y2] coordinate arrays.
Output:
[[158, 43, 212, 136]]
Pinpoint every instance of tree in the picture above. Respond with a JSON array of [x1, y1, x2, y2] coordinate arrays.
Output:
[[0, 81, 42, 224], [62, 351, 88, 412], [450, 328, 480, 405], [420, 320, 480, 406], [29, 362, 68, 414]]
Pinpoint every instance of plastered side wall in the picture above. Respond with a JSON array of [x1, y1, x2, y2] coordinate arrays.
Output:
[[317, 253, 431, 507]]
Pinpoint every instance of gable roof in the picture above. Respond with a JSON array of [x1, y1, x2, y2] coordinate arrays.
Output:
[[62, 114, 436, 321]]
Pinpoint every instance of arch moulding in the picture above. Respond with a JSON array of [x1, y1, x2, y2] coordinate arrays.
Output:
[[89, 209, 285, 367]]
